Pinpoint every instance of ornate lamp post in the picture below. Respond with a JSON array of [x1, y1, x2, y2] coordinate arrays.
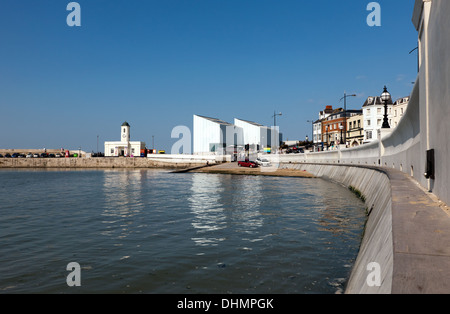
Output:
[[381, 86, 392, 129]]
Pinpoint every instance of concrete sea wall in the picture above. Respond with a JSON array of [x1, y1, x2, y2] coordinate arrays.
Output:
[[280, 163, 393, 293], [280, 162, 450, 294], [255, 2, 450, 293]]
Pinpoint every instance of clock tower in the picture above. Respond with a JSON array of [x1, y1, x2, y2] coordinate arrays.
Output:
[[121, 121, 130, 142]]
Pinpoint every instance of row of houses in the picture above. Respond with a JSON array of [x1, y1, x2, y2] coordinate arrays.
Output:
[[312, 95, 410, 150], [193, 115, 282, 155]]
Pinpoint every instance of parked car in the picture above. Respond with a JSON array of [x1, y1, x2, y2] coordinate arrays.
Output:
[[256, 157, 271, 167], [238, 159, 259, 168], [33, 154, 39, 158], [0, 154, 3, 158], [11, 153, 20, 158], [40, 153, 48, 158], [55, 154, 61, 158], [5, 153, 11, 158], [26, 153, 33, 158], [49, 154, 56, 158]]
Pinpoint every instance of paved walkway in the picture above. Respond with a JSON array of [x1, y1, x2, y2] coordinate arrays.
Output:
[[385, 168, 450, 293]]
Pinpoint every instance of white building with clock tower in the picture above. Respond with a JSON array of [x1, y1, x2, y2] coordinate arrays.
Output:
[[104, 121, 146, 157]]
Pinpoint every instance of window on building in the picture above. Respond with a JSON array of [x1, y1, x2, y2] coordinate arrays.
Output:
[[367, 120, 371, 126], [132, 148, 135, 154], [377, 108, 381, 114], [366, 131, 372, 139], [377, 119, 382, 126], [401, 108, 404, 115], [110, 149, 114, 154]]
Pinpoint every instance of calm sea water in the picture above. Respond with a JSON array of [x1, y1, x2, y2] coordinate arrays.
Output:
[[0, 169, 366, 294]]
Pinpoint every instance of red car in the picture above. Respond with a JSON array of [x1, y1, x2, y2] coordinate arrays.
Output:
[[238, 159, 258, 168]]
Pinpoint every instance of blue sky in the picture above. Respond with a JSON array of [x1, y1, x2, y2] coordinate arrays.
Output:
[[0, 0, 418, 152]]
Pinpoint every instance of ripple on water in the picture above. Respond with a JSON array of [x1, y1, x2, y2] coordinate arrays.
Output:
[[0, 170, 366, 294]]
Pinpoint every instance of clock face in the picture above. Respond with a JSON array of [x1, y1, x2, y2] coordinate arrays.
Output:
[[122, 134, 126, 138]]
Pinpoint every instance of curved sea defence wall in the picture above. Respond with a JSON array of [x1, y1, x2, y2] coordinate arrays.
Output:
[[279, 162, 450, 294], [265, 0, 450, 209], [293, 164, 393, 293], [281, 163, 393, 293], [260, 1, 450, 293]]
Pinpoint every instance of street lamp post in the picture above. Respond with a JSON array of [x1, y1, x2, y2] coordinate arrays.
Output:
[[272, 111, 282, 128], [325, 125, 329, 150], [340, 92, 357, 146], [381, 86, 392, 129], [272, 111, 282, 153], [339, 124, 344, 144], [307, 120, 314, 149]]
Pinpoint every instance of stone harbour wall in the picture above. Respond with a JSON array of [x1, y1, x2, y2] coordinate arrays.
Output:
[[0, 157, 211, 169]]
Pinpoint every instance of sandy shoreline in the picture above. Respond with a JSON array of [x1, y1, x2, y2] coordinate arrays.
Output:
[[191, 162, 316, 178]]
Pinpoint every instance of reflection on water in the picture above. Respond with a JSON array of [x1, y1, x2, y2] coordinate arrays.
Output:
[[229, 176, 264, 232], [188, 174, 267, 247], [101, 170, 148, 240], [314, 179, 365, 240], [188, 174, 226, 246], [0, 169, 367, 294]]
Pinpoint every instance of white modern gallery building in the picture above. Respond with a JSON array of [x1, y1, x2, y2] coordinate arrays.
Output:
[[104, 122, 146, 157], [193, 115, 244, 155], [234, 118, 275, 150], [193, 115, 282, 155]]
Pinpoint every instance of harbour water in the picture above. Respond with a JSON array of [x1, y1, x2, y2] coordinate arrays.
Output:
[[0, 169, 367, 294]]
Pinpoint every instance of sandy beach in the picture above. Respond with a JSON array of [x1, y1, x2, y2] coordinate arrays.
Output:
[[191, 162, 316, 178]]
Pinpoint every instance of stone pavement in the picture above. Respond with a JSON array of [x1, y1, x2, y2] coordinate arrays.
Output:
[[386, 168, 450, 293]]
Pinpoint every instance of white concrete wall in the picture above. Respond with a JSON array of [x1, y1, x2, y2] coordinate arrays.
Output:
[[193, 115, 222, 154], [425, 0, 450, 205], [234, 119, 261, 146]]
